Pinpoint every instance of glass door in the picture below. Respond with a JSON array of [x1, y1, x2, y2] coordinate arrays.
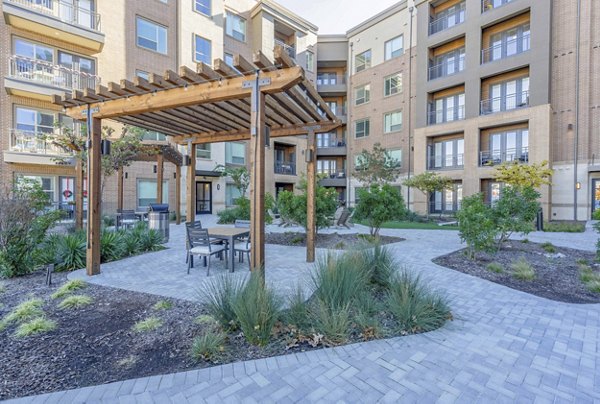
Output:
[[59, 176, 76, 218], [196, 182, 212, 214], [593, 179, 600, 214]]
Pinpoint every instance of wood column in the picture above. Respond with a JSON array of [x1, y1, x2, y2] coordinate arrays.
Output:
[[75, 158, 84, 230], [117, 166, 124, 211], [86, 117, 102, 276], [186, 144, 196, 223], [249, 90, 266, 274], [175, 164, 181, 225], [156, 153, 164, 204], [306, 130, 317, 263]]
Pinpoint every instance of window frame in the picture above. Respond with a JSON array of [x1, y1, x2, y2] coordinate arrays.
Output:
[[226, 142, 246, 165], [225, 11, 247, 42], [193, 34, 212, 65], [306, 50, 314, 72], [383, 110, 403, 133], [354, 118, 370, 139], [384, 72, 402, 97], [137, 179, 169, 209], [384, 35, 404, 60], [196, 143, 211, 159], [354, 49, 372, 73], [354, 84, 371, 106], [136, 16, 168, 55], [386, 148, 402, 168], [193, 0, 211, 16]]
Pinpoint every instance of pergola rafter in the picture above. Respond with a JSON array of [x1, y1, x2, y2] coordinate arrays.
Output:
[[52, 46, 341, 277]]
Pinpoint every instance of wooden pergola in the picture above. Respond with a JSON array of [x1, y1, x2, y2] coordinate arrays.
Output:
[[52, 47, 341, 276]]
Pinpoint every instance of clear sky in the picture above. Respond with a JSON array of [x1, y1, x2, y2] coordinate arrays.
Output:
[[275, 0, 401, 34]]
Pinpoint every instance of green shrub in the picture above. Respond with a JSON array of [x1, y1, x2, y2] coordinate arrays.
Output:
[[386, 271, 451, 334], [511, 257, 536, 281], [120, 230, 142, 256], [138, 228, 164, 252], [285, 285, 310, 329], [133, 316, 162, 332], [194, 314, 219, 327], [580, 266, 595, 283], [587, 280, 600, 293], [191, 330, 226, 361], [200, 275, 245, 330], [311, 301, 350, 344], [56, 233, 86, 271], [543, 222, 585, 233], [58, 295, 93, 309], [153, 300, 173, 310], [103, 215, 116, 228], [233, 273, 282, 346], [356, 244, 395, 289], [486, 262, 504, 273], [51, 279, 86, 299], [278, 178, 337, 231], [456, 194, 497, 259], [33, 233, 62, 267], [354, 309, 382, 340], [593, 210, 600, 221], [354, 184, 407, 237], [3, 298, 44, 325], [492, 186, 539, 248], [354, 290, 381, 316], [217, 195, 274, 225], [101, 231, 125, 262], [541, 242, 556, 253], [14, 317, 56, 338]]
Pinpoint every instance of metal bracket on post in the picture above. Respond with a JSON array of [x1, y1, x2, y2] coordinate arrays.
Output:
[[303, 125, 321, 161], [244, 72, 271, 136]]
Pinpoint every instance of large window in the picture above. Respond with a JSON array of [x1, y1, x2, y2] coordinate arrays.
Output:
[[429, 93, 465, 124], [136, 17, 167, 54], [355, 50, 371, 73], [317, 159, 337, 176], [429, 47, 465, 80], [428, 138, 464, 170], [385, 35, 404, 60], [386, 149, 402, 167], [384, 73, 402, 96], [429, 1, 465, 35], [481, 128, 529, 166], [137, 179, 168, 209], [430, 183, 463, 214], [306, 51, 314, 72], [196, 144, 211, 159], [226, 142, 246, 165], [17, 175, 55, 203], [225, 11, 246, 42], [16, 107, 54, 135], [484, 24, 530, 63], [194, 35, 211, 64], [482, 76, 529, 114], [194, 0, 211, 16], [354, 118, 370, 138], [140, 130, 167, 141], [225, 183, 241, 206], [384, 111, 403, 133], [317, 72, 339, 86], [14, 38, 54, 63], [354, 84, 370, 106]]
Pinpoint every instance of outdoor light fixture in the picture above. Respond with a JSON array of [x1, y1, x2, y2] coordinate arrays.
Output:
[[183, 155, 191, 166], [173, 172, 177, 179], [305, 149, 314, 163], [125, 172, 128, 179], [101, 139, 111, 156], [576, 182, 581, 190], [153, 165, 157, 174]]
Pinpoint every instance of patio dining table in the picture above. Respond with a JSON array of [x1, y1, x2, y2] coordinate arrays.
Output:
[[205, 227, 250, 272]]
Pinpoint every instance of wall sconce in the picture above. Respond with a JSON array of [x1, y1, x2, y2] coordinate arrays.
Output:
[[125, 172, 128, 179], [576, 182, 581, 190], [173, 172, 177, 179], [153, 165, 157, 174], [101, 139, 111, 155], [183, 155, 191, 166]]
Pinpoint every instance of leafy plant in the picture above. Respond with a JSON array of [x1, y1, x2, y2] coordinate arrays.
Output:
[[277, 177, 337, 232], [456, 194, 497, 259], [101, 231, 125, 262], [593, 210, 600, 221], [133, 316, 163, 332], [354, 184, 407, 237], [58, 295, 93, 309], [120, 230, 142, 256], [543, 222, 585, 233], [494, 160, 552, 189], [138, 228, 164, 252], [311, 301, 351, 344], [486, 262, 504, 273], [492, 186, 540, 249], [353, 143, 402, 186], [191, 330, 226, 361], [103, 215, 116, 228], [511, 257, 535, 281], [3, 299, 44, 325], [541, 242, 556, 253], [354, 309, 382, 340], [233, 273, 282, 346], [403, 172, 453, 219], [51, 279, 87, 299], [56, 233, 86, 271], [356, 244, 396, 289], [14, 317, 56, 338], [285, 285, 310, 329], [200, 275, 245, 330], [579, 266, 600, 293], [153, 300, 173, 310], [33, 233, 62, 267]]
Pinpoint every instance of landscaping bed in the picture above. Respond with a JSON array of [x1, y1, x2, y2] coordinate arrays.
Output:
[[433, 240, 600, 303], [265, 231, 404, 249]]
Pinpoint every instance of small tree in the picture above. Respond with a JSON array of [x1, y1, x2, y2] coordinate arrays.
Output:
[[456, 193, 497, 259], [403, 172, 453, 219], [353, 143, 402, 186], [494, 160, 553, 189], [493, 186, 540, 249], [216, 165, 250, 197], [354, 184, 407, 237]]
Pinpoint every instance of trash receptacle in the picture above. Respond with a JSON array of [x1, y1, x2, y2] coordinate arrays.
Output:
[[148, 203, 169, 242]]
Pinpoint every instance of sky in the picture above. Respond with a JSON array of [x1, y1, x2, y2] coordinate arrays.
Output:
[[275, 0, 401, 34]]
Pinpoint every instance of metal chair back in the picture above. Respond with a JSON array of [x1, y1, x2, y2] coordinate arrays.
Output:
[[234, 219, 251, 228], [187, 227, 212, 251]]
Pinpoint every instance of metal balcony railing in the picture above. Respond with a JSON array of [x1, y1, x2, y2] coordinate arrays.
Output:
[[274, 160, 296, 175], [6, 0, 101, 31], [429, 202, 460, 215], [317, 138, 346, 148], [428, 55, 465, 80], [427, 153, 464, 170], [482, 0, 514, 12], [482, 34, 530, 63], [429, 2, 465, 35], [319, 105, 347, 118], [480, 147, 529, 166], [8, 55, 100, 91], [319, 170, 346, 179], [316, 75, 347, 87], [427, 105, 466, 125], [480, 91, 529, 115], [9, 128, 75, 156], [275, 39, 296, 59]]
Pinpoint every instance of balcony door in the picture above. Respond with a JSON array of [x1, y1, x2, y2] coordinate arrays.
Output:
[[196, 182, 212, 214], [58, 51, 96, 90]]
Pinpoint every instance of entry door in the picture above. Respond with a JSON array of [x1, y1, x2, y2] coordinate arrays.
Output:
[[196, 182, 212, 214], [593, 179, 600, 214]]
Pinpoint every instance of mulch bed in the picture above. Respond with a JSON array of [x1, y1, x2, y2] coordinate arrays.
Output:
[[265, 232, 404, 249], [433, 240, 600, 303]]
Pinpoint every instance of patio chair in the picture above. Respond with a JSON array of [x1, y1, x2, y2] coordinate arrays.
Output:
[[185, 220, 224, 263], [117, 209, 137, 230], [335, 209, 351, 229], [329, 206, 344, 227], [234, 234, 251, 264], [268, 209, 282, 225], [186, 227, 228, 276]]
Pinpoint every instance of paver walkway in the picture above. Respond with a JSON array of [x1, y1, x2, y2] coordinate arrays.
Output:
[[7, 220, 600, 403]]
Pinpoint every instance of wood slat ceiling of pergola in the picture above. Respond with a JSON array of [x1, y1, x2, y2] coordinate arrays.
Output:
[[51, 46, 341, 144], [136, 144, 184, 166]]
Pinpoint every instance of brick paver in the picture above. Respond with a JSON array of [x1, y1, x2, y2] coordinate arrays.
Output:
[[5, 218, 600, 403]]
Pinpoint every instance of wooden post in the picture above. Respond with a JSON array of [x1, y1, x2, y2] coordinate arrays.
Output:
[[156, 153, 164, 203], [117, 166, 124, 211], [86, 116, 102, 276], [175, 164, 181, 225], [186, 144, 196, 223], [306, 129, 317, 263], [75, 158, 84, 230], [249, 89, 266, 275]]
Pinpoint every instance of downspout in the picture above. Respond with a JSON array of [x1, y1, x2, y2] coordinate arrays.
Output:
[[349, 41, 354, 206], [407, 5, 415, 211], [573, 0, 581, 221]]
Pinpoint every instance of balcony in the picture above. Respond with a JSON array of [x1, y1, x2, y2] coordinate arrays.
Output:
[[480, 91, 529, 115], [429, 2, 465, 36], [274, 39, 296, 59], [482, 34, 530, 63], [319, 170, 347, 187], [3, 128, 75, 165], [3, 0, 104, 53], [427, 105, 465, 125], [482, 0, 515, 13], [480, 147, 529, 166], [428, 55, 465, 80], [6, 55, 100, 99], [427, 154, 464, 170], [274, 160, 296, 175], [316, 75, 347, 96], [317, 138, 346, 156]]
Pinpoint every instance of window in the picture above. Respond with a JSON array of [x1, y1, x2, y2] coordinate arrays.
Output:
[[317, 72, 339, 86], [226, 11, 246, 42], [194, 35, 211, 64], [430, 1, 465, 35], [485, 24, 530, 63], [385, 35, 403, 60], [15, 107, 54, 135], [306, 51, 314, 72], [194, 0, 211, 16], [226, 142, 246, 165], [136, 70, 150, 80], [482, 0, 515, 12], [489, 182, 503, 205], [137, 179, 168, 209], [136, 17, 167, 54], [14, 38, 54, 63], [196, 144, 211, 159], [17, 175, 55, 203], [140, 130, 167, 141], [384, 73, 402, 96], [386, 149, 402, 167], [317, 159, 337, 176], [430, 93, 465, 124], [354, 118, 370, 138], [354, 155, 367, 170], [481, 128, 529, 166], [384, 111, 402, 133], [354, 50, 371, 73], [482, 76, 529, 114], [428, 138, 464, 169], [355, 84, 370, 105], [224, 53, 234, 67], [430, 183, 463, 213], [225, 183, 241, 206], [429, 47, 465, 80], [57, 51, 96, 89]]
